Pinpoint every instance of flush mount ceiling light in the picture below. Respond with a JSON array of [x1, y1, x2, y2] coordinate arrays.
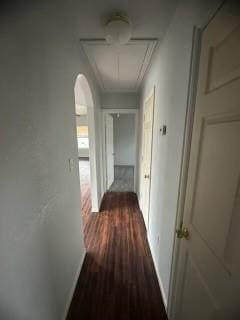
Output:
[[105, 12, 132, 45]]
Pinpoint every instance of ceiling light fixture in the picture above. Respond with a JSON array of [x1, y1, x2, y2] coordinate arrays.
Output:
[[105, 12, 132, 45]]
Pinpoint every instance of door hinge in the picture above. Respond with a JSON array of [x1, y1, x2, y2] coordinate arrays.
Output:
[[176, 226, 190, 240]]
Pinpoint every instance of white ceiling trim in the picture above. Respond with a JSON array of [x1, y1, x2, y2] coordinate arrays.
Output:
[[80, 39, 157, 93], [134, 40, 157, 90]]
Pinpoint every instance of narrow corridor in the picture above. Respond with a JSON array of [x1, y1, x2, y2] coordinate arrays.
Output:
[[67, 192, 167, 320]]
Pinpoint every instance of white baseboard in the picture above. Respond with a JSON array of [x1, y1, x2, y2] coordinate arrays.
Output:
[[92, 206, 99, 213], [62, 249, 86, 320], [147, 236, 168, 311]]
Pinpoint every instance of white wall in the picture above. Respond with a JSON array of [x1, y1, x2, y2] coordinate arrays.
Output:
[[138, 0, 222, 308], [0, 2, 102, 319], [113, 114, 135, 166], [76, 115, 88, 126], [101, 92, 139, 109]]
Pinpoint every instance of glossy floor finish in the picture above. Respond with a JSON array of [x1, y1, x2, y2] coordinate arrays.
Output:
[[67, 192, 167, 320]]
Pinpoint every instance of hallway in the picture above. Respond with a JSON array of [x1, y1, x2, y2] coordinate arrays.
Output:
[[3, 1, 238, 319], [67, 192, 167, 320]]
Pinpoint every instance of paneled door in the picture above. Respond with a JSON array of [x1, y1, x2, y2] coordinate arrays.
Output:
[[172, 2, 240, 319], [140, 88, 155, 229], [105, 114, 114, 189]]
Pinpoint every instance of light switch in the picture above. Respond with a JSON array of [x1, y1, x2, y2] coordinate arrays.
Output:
[[160, 125, 167, 135]]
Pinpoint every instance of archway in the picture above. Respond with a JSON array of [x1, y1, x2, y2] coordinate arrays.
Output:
[[74, 74, 99, 225]]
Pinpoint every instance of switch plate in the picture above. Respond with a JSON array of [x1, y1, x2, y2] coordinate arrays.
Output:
[[160, 125, 167, 135]]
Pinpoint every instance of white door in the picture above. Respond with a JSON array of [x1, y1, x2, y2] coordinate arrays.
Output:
[[172, 2, 240, 319], [140, 88, 155, 229], [105, 114, 114, 189]]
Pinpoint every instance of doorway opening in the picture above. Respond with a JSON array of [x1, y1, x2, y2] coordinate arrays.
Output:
[[102, 109, 138, 193], [76, 107, 91, 226], [74, 74, 99, 230]]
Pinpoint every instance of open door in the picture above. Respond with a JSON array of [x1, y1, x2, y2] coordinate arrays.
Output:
[[105, 114, 114, 189], [172, 2, 240, 319], [140, 88, 154, 229]]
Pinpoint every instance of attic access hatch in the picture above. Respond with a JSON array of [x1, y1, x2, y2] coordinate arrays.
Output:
[[80, 39, 157, 92]]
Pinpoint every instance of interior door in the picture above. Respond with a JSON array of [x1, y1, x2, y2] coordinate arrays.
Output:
[[105, 114, 114, 189], [173, 2, 240, 319], [140, 88, 154, 229]]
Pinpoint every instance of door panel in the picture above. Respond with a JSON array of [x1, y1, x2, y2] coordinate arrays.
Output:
[[173, 2, 240, 319], [207, 24, 240, 92], [191, 116, 240, 267], [179, 253, 218, 320]]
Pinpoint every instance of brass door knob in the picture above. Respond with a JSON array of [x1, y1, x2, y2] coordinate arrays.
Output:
[[176, 227, 189, 239]]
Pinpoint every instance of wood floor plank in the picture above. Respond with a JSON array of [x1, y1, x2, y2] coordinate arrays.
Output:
[[79, 159, 92, 228], [80, 182, 91, 228], [67, 192, 167, 320]]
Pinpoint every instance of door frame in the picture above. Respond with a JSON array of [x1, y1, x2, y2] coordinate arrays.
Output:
[[105, 113, 114, 189], [74, 74, 100, 212], [101, 109, 139, 193], [167, 26, 202, 318], [139, 87, 155, 231], [167, 1, 225, 317]]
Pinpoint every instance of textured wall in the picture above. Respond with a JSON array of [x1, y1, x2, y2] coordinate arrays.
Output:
[[0, 1, 102, 319]]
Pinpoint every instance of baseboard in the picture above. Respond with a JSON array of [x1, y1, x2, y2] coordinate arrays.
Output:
[[62, 249, 86, 320], [147, 235, 168, 311]]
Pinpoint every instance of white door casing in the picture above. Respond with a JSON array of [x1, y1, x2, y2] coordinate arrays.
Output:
[[105, 114, 114, 189], [74, 74, 100, 212], [172, 2, 240, 319], [140, 88, 155, 229], [102, 109, 139, 193]]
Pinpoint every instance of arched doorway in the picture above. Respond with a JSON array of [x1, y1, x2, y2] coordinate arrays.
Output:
[[74, 74, 99, 227]]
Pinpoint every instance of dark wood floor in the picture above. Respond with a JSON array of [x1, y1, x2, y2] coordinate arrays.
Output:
[[79, 159, 92, 228], [81, 182, 91, 228], [67, 192, 167, 320]]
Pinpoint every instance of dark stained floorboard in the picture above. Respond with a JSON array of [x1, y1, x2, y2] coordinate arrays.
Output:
[[81, 182, 91, 228], [67, 192, 167, 320], [79, 159, 92, 229]]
